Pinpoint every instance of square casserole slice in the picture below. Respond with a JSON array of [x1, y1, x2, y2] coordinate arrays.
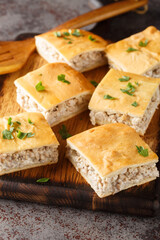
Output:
[[106, 26, 160, 77], [35, 29, 108, 72], [14, 63, 94, 127], [0, 112, 59, 176], [89, 68, 160, 135], [66, 123, 159, 198]]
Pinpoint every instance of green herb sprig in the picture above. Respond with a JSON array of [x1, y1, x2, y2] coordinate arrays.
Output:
[[59, 125, 71, 139], [126, 47, 138, 52], [118, 76, 130, 82], [104, 94, 116, 100], [88, 35, 96, 42], [120, 82, 136, 96], [35, 81, 45, 91], [136, 146, 148, 157], [57, 74, 70, 84], [36, 178, 50, 183], [90, 81, 98, 87], [131, 101, 138, 107], [139, 39, 148, 47]]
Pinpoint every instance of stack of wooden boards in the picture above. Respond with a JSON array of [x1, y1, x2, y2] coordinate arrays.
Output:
[[0, 26, 160, 216]]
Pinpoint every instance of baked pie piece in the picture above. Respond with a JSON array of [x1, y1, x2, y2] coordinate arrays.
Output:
[[106, 26, 160, 77], [0, 112, 59, 176], [35, 29, 108, 72], [15, 63, 94, 126], [66, 123, 159, 198], [89, 68, 160, 135]]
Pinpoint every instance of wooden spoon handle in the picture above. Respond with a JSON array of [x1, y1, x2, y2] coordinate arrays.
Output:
[[52, 0, 148, 31]]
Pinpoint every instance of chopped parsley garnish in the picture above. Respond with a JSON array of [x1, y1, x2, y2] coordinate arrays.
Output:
[[126, 47, 138, 52], [57, 74, 70, 84], [59, 125, 71, 139], [54, 31, 61, 37], [63, 32, 70, 36], [68, 41, 72, 44], [35, 81, 45, 91], [136, 145, 148, 157], [28, 118, 34, 125], [131, 101, 138, 107], [8, 117, 12, 125], [118, 76, 130, 82], [36, 178, 50, 183], [120, 82, 136, 96], [135, 82, 139, 86], [90, 80, 98, 87], [17, 131, 35, 139], [104, 94, 116, 100], [72, 29, 83, 37], [139, 39, 148, 47], [63, 37, 71, 40], [17, 131, 27, 139], [88, 35, 96, 42], [2, 129, 14, 140], [27, 132, 35, 138]]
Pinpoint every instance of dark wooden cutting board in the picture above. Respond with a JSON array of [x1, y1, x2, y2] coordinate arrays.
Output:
[[0, 52, 159, 216]]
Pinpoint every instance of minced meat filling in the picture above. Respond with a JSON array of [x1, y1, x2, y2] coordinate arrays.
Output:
[[16, 87, 91, 126], [66, 147, 159, 197], [0, 145, 58, 172], [90, 88, 160, 135], [144, 66, 160, 78]]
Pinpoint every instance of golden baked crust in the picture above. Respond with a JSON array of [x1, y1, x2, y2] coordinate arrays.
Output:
[[67, 123, 158, 178], [0, 112, 59, 154], [106, 26, 160, 75], [36, 29, 108, 61], [14, 63, 94, 111], [88, 68, 160, 117]]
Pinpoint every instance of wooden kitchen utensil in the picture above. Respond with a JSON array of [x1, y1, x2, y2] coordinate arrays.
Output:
[[0, 0, 148, 75]]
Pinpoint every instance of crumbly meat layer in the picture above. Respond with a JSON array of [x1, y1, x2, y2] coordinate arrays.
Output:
[[36, 37, 107, 72], [70, 51, 107, 72], [90, 88, 160, 135], [66, 147, 159, 198], [0, 145, 58, 173], [144, 65, 160, 78], [16, 87, 91, 126]]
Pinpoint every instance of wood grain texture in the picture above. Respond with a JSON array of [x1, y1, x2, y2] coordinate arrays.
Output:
[[0, 52, 159, 217]]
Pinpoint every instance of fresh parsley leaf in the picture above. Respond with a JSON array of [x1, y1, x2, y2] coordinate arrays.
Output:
[[28, 118, 34, 125], [72, 29, 83, 37], [35, 81, 45, 91], [59, 125, 71, 139], [2, 129, 14, 140], [36, 178, 50, 183], [17, 131, 35, 139], [135, 82, 139, 86], [57, 74, 70, 84], [68, 41, 72, 44], [118, 76, 130, 82], [27, 132, 35, 138], [90, 80, 98, 87], [120, 82, 136, 96], [63, 32, 70, 36], [54, 31, 61, 37], [126, 47, 138, 52], [88, 35, 96, 42], [8, 117, 12, 125], [104, 94, 116, 100], [136, 145, 148, 157], [16, 121, 21, 125], [131, 101, 138, 107], [139, 39, 148, 47], [17, 131, 27, 139], [63, 37, 71, 40]]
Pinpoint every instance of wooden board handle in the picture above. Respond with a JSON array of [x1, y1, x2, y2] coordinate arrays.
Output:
[[53, 0, 148, 31]]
